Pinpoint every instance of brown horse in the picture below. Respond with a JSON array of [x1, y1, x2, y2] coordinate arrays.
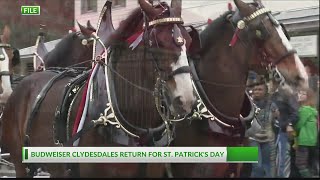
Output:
[[1, 0, 199, 177], [170, 0, 308, 178]]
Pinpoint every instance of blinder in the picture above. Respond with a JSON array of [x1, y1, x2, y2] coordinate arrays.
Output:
[[249, 23, 270, 40]]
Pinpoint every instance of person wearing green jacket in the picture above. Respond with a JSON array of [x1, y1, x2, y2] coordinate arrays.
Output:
[[295, 88, 319, 177]]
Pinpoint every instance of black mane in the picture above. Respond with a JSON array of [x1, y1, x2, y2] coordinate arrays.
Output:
[[111, 2, 171, 45], [12, 48, 21, 67], [200, 11, 233, 54], [111, 7, 144, 43], [44, 32, 79, 67]]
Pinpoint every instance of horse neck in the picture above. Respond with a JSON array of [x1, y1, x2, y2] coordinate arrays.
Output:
[[110, 44, 161, 129], [45, 42, 92, 68], [197, 19, 257, 117]]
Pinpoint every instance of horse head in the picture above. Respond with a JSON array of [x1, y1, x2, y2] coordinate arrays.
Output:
[[138, 0, 197, 116], [44, 22, 95, 68], [233, 0, 308, 93], [0, 25, 16, 103]]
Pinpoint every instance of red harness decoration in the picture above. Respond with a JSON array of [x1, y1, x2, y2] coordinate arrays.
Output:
[[229, 28, 240, 47], [126, 29, 144, 45], [72, 64, 97, 136]]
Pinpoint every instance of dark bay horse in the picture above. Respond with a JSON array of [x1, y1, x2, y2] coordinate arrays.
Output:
[[32, 22, 97, 72], [170, 0, 309, 178], [1, 0, 198, 177], [42, 24, 95, 69]]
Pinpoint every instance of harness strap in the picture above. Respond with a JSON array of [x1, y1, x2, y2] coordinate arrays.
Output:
[[189, 58, 240, 126], [0, 71, 11, 76], [54, 71, 90, 145], [167, 66, 191, 80], [25, 70, 70, 146], [64, 120, 96, 147], [24, 69, 71, 177], [273, 49, 297, 65]]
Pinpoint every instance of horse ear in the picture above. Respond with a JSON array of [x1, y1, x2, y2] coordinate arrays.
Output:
[[171, 0, 182, 17], [138, 0, 162, 18], [187, 26, 202, 57], [233, 0, 254, 17], [87, 20, 96, 32], [77, 21, 93, 36], [1, 25, 11, 43]]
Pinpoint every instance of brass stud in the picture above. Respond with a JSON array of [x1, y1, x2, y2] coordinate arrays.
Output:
[[237, 20, 246, 29], [177, 36, 184, 44]]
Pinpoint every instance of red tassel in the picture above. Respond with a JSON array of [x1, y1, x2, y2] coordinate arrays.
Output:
[[72, 64, 97, 136], [228, 2, 233, 11], [229, 28, 240, 47]]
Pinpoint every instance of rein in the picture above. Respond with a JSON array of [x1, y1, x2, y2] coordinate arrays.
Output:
[[68, 8, 191, 147]]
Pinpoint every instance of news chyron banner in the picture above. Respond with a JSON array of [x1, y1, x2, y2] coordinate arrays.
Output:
[[22, 147, 258, 163]]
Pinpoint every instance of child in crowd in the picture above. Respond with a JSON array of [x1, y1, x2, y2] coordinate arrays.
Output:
[[295, 88, 319, 177]]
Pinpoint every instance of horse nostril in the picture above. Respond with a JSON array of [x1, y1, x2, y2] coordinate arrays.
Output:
[[295, 76, 301, 81], [172, 96, 183, 107]]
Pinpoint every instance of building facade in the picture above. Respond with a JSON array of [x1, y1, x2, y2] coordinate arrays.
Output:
[[0, 0, 75, 49], [13, 0, 319, 75]]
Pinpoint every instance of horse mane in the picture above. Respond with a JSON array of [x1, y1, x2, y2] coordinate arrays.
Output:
[[44, 32, 78, 66], [200, 11, 234, 53], [111, 2, 171, 44], [11, 48, 20, 67], [111, 7, 144, 43]]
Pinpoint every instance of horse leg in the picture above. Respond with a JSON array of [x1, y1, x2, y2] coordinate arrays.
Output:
[[10, 146, 28, 178], [145, 163, 166, 177], [44, 164, 70, 178], [14, 162, 28, 177]]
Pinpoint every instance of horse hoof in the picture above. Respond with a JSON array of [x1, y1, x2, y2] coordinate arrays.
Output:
[[64, 169, 72, 178]]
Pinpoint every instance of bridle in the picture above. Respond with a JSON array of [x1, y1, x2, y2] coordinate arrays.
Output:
[[137, 4, 194, 122], [188, 4, 298, 130], [231, 3, 297, 85], [0, 43, 12, 77], [143, 6, 191, 82]]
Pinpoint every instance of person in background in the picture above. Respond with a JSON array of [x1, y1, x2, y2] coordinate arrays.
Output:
[[304, 64, 319, 93], [246, 71, 258, 96], [270, 78, 299, 178], [246, 79, 278, 177], [295, 88, 318, 177]]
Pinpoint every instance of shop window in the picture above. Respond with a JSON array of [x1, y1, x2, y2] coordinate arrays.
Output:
[[81, 0, 97, 14], [112, 0, 126, 8]]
